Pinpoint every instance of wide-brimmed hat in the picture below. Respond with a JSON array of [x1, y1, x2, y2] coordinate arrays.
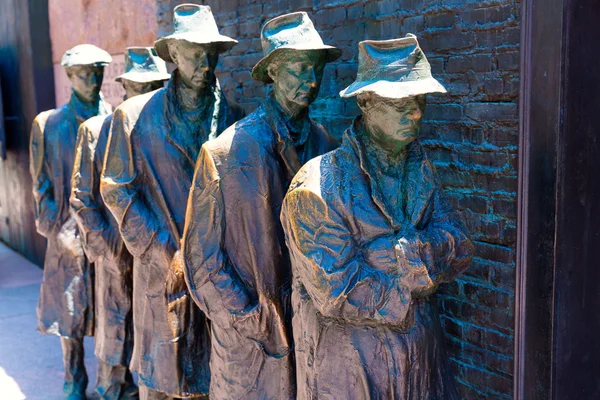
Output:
[[252, 12, 342, 83], [340, 34, 446, 99], [115, 47, 171, 83], [61, 44, 112, 68], [154, 4, 237, 63]]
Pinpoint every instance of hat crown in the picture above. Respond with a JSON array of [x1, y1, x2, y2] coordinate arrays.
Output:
[[172, 4, 219, 36], [356, 35, 432, 86], [61, 44, 112, 67], [124, 47, 168, 75], [260, 12, 325, 57]]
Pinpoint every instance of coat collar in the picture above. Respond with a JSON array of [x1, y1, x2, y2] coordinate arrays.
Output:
[[345, 117, 435, 230], [263, 96, 314, 183], [264, 95, 311, 147], [68, 90, 111, 124], [164, 71, 227, 164]]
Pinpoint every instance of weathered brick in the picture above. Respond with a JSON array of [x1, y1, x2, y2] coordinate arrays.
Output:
[[403, 15, 425, 33], [426, 103, 464, 121], [465, 102, 518, 122], [474, 241, 514, 264], [462, 5, 513, 25], [426, 12, 456, 29], [496, 51, 519, 71]]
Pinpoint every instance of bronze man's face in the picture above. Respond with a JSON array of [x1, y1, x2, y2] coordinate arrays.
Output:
[[121, 80, 164, 100], [168, 40, 218, 91], [359, 93, 426, 152], [268, 50, 326, 114], [66, 65, 104, 103]]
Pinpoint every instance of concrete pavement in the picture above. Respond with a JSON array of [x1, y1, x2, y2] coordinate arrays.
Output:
[[0, 242, 98, 399]]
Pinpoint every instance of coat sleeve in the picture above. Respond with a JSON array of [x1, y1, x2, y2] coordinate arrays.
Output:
[[417, 180, 474, 286], [100, 107, 165, 258], [29, 111, 58, 237], [182, 145, 251, 327], [281, 186, 414, 327], [70, 121, 108, 262]]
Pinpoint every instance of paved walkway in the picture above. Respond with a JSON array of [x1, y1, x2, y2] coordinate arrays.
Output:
[[0, 242, 98, 399]]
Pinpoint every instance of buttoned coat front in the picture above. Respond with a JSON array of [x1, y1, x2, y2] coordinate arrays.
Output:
[[182, 99, 339, 400], [30, 92, 111, 339], [100, 74, 242, 397], [71, 114, 134, 367], [281, 119, 474, 400]]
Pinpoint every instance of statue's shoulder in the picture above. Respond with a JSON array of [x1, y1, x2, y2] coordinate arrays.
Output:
[[205, 108, 269, 162], [42, 103, 73, 133], [32, 109, 55, 132], [114, 88, 163, 120], [80, 115, 107, 133]]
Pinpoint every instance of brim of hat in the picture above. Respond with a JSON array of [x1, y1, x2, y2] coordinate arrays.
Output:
[[115, 71, 171, 83], [62, 61, 111, 67], [154, 33, 238, 62], [339, 77, 447, 99], [251, 44, 343, 83]]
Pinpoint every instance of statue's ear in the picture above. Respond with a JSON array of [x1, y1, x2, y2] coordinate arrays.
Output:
[[168, 42, 179, 64], [266, 61, 278, 82]]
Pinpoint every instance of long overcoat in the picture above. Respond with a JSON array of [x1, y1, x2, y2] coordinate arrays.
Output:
[[181, 97, 339, 400], [281, 119, 474, 400], [30, 91, 111, 338], [100, 73, 242, 397], [71, 114, 134, 366]]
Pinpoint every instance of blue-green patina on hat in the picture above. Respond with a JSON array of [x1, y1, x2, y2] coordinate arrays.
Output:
[[340, 34, 446, 99], [252, 12, 342, 83], [61, 44, 112, 68], [115, 47, 171, 83], [154, 4, 237, 63]]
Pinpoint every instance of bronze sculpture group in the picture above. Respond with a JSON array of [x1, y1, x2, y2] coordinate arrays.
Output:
[[30, 4, 473, 400]]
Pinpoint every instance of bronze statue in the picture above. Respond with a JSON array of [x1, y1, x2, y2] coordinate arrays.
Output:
[[181, 12, 340, 399], [29, 44, 112, 400], [70, 47, 170, 400], [281, 34, 474, 399], [100, 5, 243, 400]]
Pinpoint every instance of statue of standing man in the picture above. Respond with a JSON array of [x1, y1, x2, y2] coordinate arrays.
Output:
[[30, 44, 112, 399], [70, 47, 170, 400], [101, 5, 243, 400], [281, 35, 474, 399], [181, 12, 340, 400]]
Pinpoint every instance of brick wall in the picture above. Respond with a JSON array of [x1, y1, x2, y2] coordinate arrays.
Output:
[[158, 1, 519, 398]]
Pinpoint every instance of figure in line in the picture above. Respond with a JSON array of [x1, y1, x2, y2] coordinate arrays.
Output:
[[100, 4, 244, 400], [70, 46, 170, 400], [30, 44, 112, 400], [281, 34, 474, 400], [181, 12, 340, 400]]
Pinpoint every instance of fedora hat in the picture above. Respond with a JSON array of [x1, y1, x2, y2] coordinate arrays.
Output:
[[154, 4, 237, 63], [252, 12, 342, 83], [61, 44, 112, 68], [340, 34, 446, 99], [115, 47, 171, 83]]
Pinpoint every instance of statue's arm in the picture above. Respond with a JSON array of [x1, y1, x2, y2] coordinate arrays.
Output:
[[29, 113, 58, 237], [417, 180, 474, 286], [100, 108, 162, 258], [70, 122, 109, 262], [282, 188, 413, 326], [182, 146, 251, 325]]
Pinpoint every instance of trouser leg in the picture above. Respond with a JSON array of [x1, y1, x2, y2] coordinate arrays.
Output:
[[60, 337, 88, 399], [96, 360, 139, 399]]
